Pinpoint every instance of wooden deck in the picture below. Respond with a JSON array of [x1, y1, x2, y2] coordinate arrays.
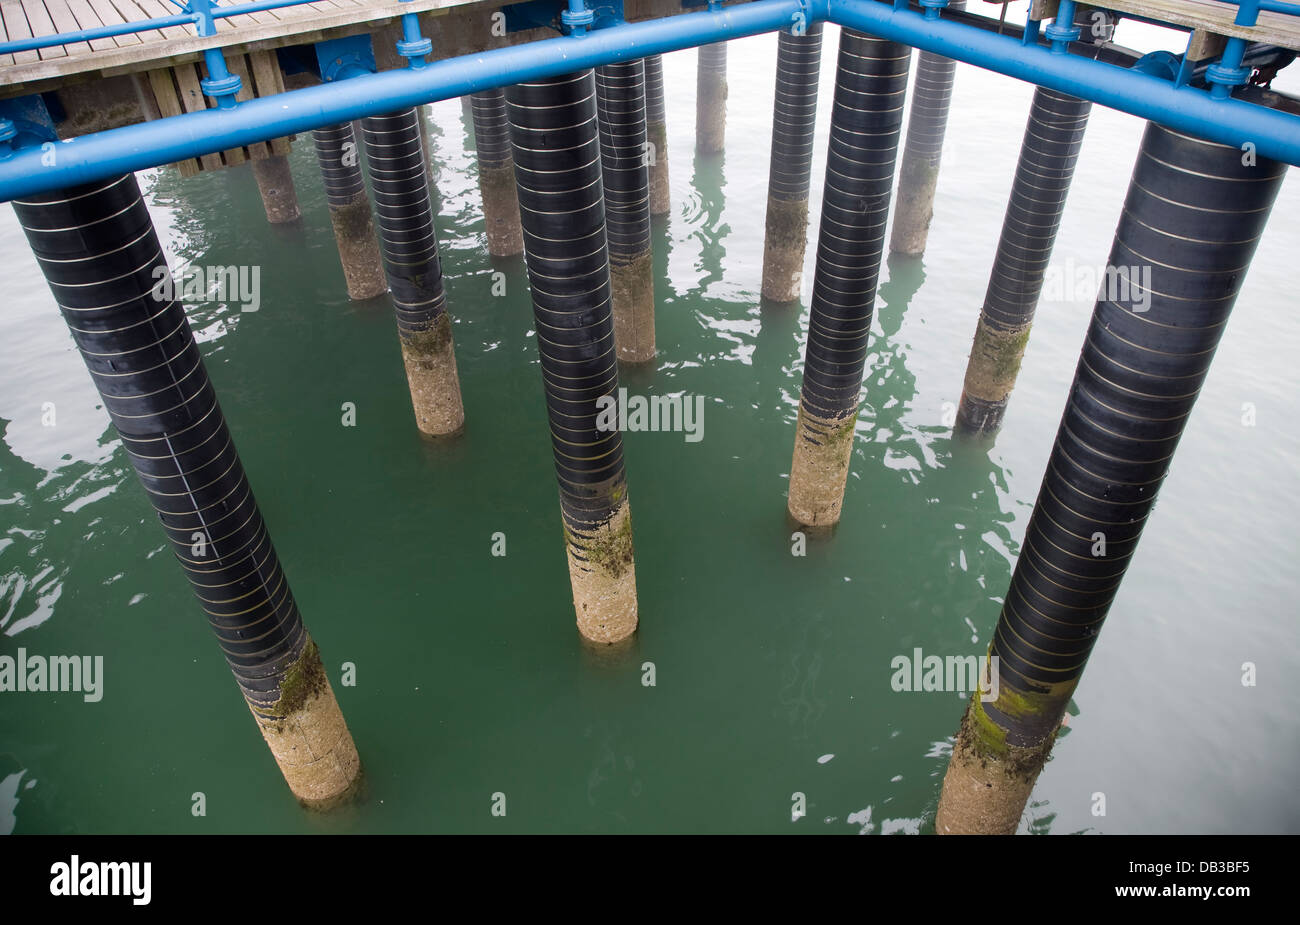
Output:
[[0, 0, 477, 84], [3, 0, 1300, 89], [1031, 0, 1300, 52]]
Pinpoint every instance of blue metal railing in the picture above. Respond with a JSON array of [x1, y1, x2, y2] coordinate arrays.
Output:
[[0, 0, 326, 55], [1, 0, 1299, 201]]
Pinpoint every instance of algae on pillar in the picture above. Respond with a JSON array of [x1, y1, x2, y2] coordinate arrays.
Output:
[[596, 59, 656, 363], [506, 71, 640, 643], [251, 151, 301, 223], [955, 87, 1092, 437], [787, 30, 910, 528], [361, 108, 466, 436], [696, 42, 727, 154], [643, 54, 671, 216], [14, 174, 361, 808], [313, 122, 387, 300], [937, 125, 1287, 833], [889, 0, 965, 258], [761, 21, 824, 303], [470, 89, 524, 257]]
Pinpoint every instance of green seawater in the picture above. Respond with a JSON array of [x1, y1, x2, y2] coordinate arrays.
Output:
[[1, 25, 1298, 834]]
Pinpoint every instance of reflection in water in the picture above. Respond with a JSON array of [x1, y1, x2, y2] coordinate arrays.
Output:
[[0, 768, 33, 835], [584, 720, 643, 821], [688, 153, 728, 295], [776, 611, 830, 739]]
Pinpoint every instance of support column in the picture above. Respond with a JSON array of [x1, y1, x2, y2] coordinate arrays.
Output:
[[787, 30, 910, 528], [415, 104, 438, 194], [761, 21, 824, 303], [14, 174, 361, 808], [696, 42, 727, 154], [250, 152, 301, 224], [470, 89, 524, 257], [936, 125, 1286, 834], [956, 88, 1092, 436], [643, 54, 671, 216], [596, 59, 656, 364], [360, 108, 466, 436], [313, 123, 387, 300], [506, 71, 639, 644], [889, 0, 965, 258]]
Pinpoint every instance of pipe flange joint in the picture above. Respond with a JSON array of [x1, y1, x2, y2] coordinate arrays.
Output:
[[1044, 21, 1081, 44], [561, 8, 594, 31], [397, 37, 433, 61], [0, 118, 16, 145], [1206, 62, 1250, 89], [201, 74, 242, 101], [919, 0, 948, 11]]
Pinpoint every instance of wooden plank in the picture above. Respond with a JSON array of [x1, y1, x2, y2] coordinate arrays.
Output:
[[247, 47, 292, 156], [84, 0, 141, 47], [171, 62, 224, 170], [145, 66, 200, 176], [0, 0, 578, 86], [127, 0, 190, 41], [0, 1, 18, 66], [65, 0, 117, 52], [19, 0, 70, 59], [226, 51, 268, 159], [43, 0, 96, 55], [0, 7, 11, 66], [105, 0, 162, 45]]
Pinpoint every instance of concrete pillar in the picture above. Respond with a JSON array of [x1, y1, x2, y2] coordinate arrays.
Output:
[[14, 174, 361, 809], [761, 22, 824, 303], [889, 0, 965, 258], [696, 42, 727, 154], [787, 30, 910, 529], [936, 124, 1287, 834], [312, 122, 387, 300], [596, 59, 656, 364], [956, 88, 1092, 437], [469, 89, 524, 257], [506, 71, 639, 644], [360, 109, 466, 436], [250, 152, 301, 223], [643, 54, 671, 216]]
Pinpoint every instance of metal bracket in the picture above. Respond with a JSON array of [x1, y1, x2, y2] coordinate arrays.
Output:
[[501, 0, 624, 35], [0, 96, 58, 160], [314, 34, 378, 82]]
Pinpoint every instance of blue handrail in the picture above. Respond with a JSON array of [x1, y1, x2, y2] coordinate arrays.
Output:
[[0, 0, 329, 55], [1, 0, 1299, 202]]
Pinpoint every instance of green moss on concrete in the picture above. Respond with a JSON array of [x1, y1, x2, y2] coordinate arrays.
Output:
[[565, 505, 634, 580], [267, 639, 326, 720], [964, 319, 1033, 402], [765, 196, 810, 251], [401, 312, 454, 363], [331, 194, 375, 239]]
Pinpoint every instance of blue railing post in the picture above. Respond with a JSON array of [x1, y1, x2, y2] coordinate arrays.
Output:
[[1044, 0, 1081, 54], [189, 0, 242, 109], [396, 0, 433, 68], [919, 0, 949, 22], [563, 0, 596, 36], [1208, 0, 1261, 99]]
